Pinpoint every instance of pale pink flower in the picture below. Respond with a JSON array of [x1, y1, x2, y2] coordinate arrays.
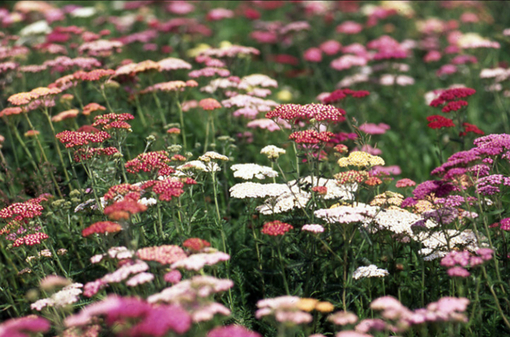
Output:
[[371, 165, 401, 175], [328, 311, 358, 325], [336, 331, 372, 337], [126, 272, 154, 286], [247, 119, 291, 131], [167, 1, 195, 15], [301, 224, 325, 233], [355, 319, 386, 333], [171, 252, 230, 271], [158, 57, 192, 71], [342, 43, 368, 56], [331, 55, 367, 71], [189, 67, 230, 78], [192, 303, 231, 322], [83, 279, 106, 297], [206, 8, 234, 21], [102, 260, 149, 283]]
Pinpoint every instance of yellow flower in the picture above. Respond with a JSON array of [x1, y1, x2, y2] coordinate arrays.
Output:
[[337, 151, 385, 168], [219, 41, 233, 49], [297, 298, 318, 312], [381, 1, 414, 16], [277, 90, 293, 102], [187, 43, 211, 58], [315, 301, 335, 313]]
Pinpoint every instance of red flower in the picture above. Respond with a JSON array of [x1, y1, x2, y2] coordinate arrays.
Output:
[[0, 202, 43, 221], [289, 130, 334, 144], [441, 100, 468, 113], [183, 238, 211, 252], [104, 184, 142, 201], [261, 220, 293, 236], [82, 221, 122, 237], [426, 115, 455, 129], [459, 123, 484, 137], [125, 151, 175, 176], [104, 199, 147, 220], [56, 130, 111, 148], [271, 54, 299, 66], [312, 186, 328, 195]]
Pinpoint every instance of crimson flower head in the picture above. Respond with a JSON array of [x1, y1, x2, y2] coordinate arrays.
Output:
[[199, 98, 222, 111], [183, 238, 211, 252], [13, 232, 49, 247], [289, 130, 334, 144], [459, 123, 484, 137], [261, 220, 293, 236], [426, 115, 455, 129], [56, 130, 111, 148], [125, 151, 175, 177], [104, 184, 142, 201], [0, 202, 44, 221], [429, 88, 476, 107]]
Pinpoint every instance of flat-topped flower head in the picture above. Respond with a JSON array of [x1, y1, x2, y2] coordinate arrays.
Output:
[[137, 245, 187, 265], [199, 151, 229, 162], [352, 265, 389, 280], [260, 145, 286, 159], [199, 98, 222, 111], [289, 130, 334, 144], [231, 163, 278, 180], [82, 103, 106, 116], [338, 151, 385, 168], [82, 221, 122, 237], [261, 220, 293, 236], [183, 238, 211, 252], [52, 109, 79, 122]]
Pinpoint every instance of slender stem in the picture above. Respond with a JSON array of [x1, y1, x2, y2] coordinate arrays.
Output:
[[277, 243, 290, 295], [134, 95, 147, 128], [42, 109, 72, 190], [176, 98, 187, 150]]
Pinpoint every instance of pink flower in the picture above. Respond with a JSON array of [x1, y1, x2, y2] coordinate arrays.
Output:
[[250, 31, 278, 44], [328, 311, 358, 325], [336, 21, 363, 34], [436, 64, 457, 77], [304, 48, 322, 62], [164, 270, 182, 284], [424, 50, 441, 62], [0, 316, 50, 336], [166, 1, 195, 15], [359, 123, 390, 135], [461, 12, 479, 23], [342, 43, 367, 56], [396, 178, 416, 188], [447, 266, 470, 278], [208, 325, 262, 337], [371, 165, 401, 175], [320, 40, 342, 55]]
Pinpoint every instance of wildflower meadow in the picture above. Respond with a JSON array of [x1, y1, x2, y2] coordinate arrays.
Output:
[[1, 1, 510, 336]]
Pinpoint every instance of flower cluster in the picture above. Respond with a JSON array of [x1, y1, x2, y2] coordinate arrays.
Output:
[[338, 151, 385, 168], [137, 245, 187, 265], [93, 113, 134, 131], [352, 265, 389, 280], [82, 221, 122, 237], [261, 220, 294, 236], [440, 249, 493, 277], [125, 151, 175, 177], [56, 130, 111, 148]]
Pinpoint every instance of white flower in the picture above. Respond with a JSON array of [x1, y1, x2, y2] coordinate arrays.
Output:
[[352, 265, 389, 280], [171, 252, 230, 271], [230, 182, 290, 199], [139, 197, 157, 206], [70, 7, 97, 18], [19, 21, 51, 36], [199, 151, 230, 162], [260, 145, 286, 159], [238, 74, 278, 89], [231, 163, 278, 180], [256, 191, 310, 215]]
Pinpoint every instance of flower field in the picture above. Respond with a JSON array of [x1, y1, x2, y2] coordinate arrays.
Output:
[[1, 1, 510, 336]]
